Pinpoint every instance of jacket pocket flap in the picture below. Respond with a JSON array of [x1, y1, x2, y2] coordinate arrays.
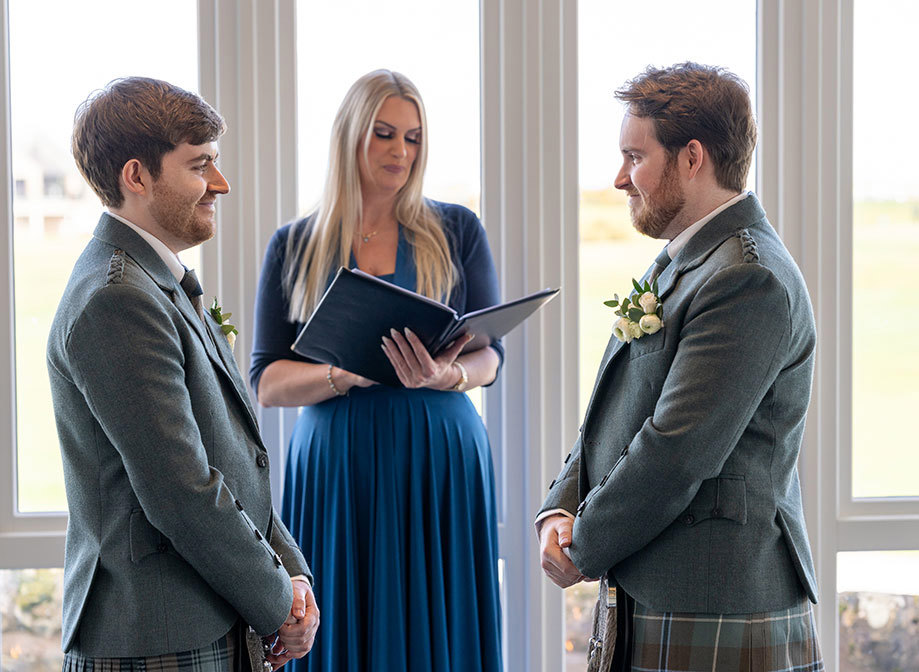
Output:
[[129, 509, 173, 563], [683, 474, 747, 526]]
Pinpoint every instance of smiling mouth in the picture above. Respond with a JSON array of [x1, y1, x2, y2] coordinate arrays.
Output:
[[383, 165, 405, 174]]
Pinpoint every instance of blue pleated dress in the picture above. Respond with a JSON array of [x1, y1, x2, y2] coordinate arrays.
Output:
[[251, 203, 503, 672], [282, 380, 501, 671]]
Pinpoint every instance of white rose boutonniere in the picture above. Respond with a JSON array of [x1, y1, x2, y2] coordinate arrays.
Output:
[[209, 298, 239, 351], [604, 277, 664, 343]]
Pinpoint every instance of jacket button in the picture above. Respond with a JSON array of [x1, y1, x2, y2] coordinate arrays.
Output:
[[712, 508, 723, 518], [683, 513, 695, 525], [256, 454, 269, 468], [157, 542, 168, 553]]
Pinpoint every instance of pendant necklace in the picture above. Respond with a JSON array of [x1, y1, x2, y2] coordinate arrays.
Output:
[[360, 228, 379, 243]]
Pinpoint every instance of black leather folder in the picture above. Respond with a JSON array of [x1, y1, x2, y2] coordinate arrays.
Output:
[[291, 267, 559, 387]]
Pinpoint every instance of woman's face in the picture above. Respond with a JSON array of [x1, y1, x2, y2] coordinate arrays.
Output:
[[358, 96, 422, 198]]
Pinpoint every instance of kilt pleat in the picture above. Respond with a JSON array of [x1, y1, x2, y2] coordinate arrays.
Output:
[[62, 625, 238, 672], [630, 596, 824, 672]]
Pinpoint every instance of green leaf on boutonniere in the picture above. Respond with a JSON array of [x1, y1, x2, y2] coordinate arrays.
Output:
[[603, 299, 619, 308], [632, 278, 644, 295], [652, 277, 659, 296], [209, 298, 239, 336], [628, 307, 644, 322]]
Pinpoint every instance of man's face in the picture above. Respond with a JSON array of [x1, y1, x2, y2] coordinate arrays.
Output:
[[614, 114, 685, 239], [148, 141, 230, 251]]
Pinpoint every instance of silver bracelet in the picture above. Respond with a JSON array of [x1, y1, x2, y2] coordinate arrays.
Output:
[[326, 364, 346, 396]]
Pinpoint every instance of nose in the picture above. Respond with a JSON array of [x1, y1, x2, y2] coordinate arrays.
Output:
[[613, 162, 630, 191], [208, 165, 231, 195], [390, 137, 407, 158]]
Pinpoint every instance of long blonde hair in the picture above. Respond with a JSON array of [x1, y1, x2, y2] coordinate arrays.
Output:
[[284, 69, 456, 323]]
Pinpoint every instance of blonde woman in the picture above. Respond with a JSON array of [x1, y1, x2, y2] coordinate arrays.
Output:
[[250, 70, 502, 672]]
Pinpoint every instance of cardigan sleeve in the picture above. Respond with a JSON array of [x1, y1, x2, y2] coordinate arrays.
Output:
[[249, 223, 311, 398], [440, 202, 506, 372]]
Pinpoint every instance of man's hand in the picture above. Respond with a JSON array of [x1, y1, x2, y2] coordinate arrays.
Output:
[[539, 514, 587, 589], [266, 579, 320, 670]]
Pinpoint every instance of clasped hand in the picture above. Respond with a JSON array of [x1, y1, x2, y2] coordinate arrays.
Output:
[[266, 579, 320, 670], [381, 328, 473, 390], [538, 514, 592, 589]]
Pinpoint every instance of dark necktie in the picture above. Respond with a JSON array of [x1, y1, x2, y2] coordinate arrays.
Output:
[[180, 268, 205, 322], [649, 247, 672, 284]]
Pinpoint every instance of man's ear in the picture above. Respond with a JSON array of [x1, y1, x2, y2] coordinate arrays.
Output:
[[685, 139, 705, 179], [120, 159, 148, 198]]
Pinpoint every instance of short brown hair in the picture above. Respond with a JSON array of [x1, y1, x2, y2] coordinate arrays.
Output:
[[615, 62, 756, 192], [71, 77, 226, 208]]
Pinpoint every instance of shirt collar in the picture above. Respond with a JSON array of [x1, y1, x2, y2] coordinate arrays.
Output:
[[106, 212, 188, 283], [666, 191, 749, 260]]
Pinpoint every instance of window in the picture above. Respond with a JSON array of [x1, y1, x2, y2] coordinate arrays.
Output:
[[571, 1, 756, 665], [850, 0, 919, 499], [9, 0, 198, 514], [838, 552, 919, 671], [0, 568, 64, 671], [296, 1, 480, 214]]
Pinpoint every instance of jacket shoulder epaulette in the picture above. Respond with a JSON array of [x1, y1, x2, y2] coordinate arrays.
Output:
[[106, 249, 126, 285], [734, 228, 760, 263]]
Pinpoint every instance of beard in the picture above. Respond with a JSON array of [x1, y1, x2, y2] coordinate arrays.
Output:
[[150, 181, 216, 249], [630, 155, 685, 239]]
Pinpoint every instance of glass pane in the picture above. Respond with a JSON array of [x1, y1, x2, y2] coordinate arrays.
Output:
[[851, 0, 919, 498], [296, 1, 480, 213], [0, 568, 64, 671], [573, 1, 756, 666], [10, 1, 198, 512], [838, 551, 919, 671]]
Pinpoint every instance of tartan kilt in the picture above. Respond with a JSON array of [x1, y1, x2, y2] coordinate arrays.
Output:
[[629, 596, 824, 672], [62, 624, 239, 672]]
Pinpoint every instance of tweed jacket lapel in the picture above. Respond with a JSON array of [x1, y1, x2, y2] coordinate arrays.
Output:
[[91, 214, 261, 438], [584, 194, 767, 420]]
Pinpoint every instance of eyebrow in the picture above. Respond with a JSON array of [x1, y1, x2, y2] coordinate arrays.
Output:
[[620, 147, 641, 155], [374, 120, 423, 133], [188, 152, 218, 163]]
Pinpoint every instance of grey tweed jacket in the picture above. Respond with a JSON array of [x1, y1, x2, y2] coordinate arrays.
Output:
[[47, 214, 311, 657], [539, 194, 818, 614]]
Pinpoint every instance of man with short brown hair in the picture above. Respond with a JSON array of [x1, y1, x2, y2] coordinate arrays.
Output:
[[48, 77, 318, 671], [538, 63, 824, 671]]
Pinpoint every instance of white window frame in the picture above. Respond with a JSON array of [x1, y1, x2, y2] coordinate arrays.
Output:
[[5, 2, 911, 671], [0, 0, 68, 570], [762, 3, 919, 671]]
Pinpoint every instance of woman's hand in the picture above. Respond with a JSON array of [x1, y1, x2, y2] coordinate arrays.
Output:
[[381, 328, 474, 390], [329, 366, 376, 394]]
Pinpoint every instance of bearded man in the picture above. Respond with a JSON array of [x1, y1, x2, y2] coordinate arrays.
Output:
[[537, 63, 824, 671], [47, 77, 318, 671]]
